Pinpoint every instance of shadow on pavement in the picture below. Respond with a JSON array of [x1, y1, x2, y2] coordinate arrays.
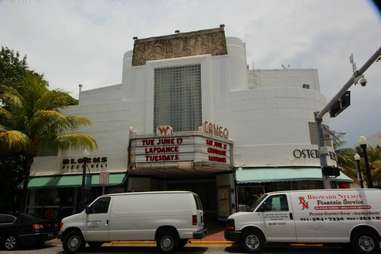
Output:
[[57, 246, 208, 254], [225, 244, 356, 254], [12, 242, 56, 251]]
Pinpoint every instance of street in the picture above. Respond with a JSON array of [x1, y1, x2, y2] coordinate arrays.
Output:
[[1, 239, 371, 254]]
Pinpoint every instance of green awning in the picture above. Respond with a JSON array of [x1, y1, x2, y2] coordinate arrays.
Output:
[[236, 167, 353, 184], [28, 173, 126, 189]]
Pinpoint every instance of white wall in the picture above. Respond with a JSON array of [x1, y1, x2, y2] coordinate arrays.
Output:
[[31, 36, 332, 176]]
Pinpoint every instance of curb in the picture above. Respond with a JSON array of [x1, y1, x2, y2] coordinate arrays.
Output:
[[190, 240, 232, 244]]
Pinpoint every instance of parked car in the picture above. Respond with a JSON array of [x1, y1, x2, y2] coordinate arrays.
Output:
[[225, 188, 381, 253], [59, 191, 205, 253], [0, 213, 58, 250]]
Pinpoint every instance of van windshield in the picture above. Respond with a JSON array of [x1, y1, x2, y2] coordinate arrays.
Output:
[[252, 194, 268, 211]]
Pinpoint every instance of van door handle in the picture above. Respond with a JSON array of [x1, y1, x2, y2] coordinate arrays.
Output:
[[106, 219, 109, 225], [289, 213, 293, 220]]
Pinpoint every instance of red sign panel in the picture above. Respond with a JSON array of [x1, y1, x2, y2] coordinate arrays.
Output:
[[99, 170, 109, 186]]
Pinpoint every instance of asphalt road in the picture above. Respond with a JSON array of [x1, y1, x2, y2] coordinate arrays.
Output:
[[1, 239, 373, 254]]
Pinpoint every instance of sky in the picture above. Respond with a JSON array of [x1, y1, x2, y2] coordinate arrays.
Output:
[[0, 0, 380, 147]]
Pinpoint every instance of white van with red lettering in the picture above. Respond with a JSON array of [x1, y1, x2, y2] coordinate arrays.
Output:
[[225, 189, 381, 253]]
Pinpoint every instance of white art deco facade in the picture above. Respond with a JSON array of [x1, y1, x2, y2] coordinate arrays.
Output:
[[28, 27, 351, 221]]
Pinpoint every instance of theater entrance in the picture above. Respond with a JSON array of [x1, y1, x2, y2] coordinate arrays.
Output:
[[166, 178, 217, 220]]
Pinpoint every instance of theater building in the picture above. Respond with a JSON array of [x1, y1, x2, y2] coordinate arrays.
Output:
[[27, 26, 351, 221]]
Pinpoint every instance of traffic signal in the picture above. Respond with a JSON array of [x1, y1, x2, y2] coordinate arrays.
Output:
[[329, 91, 350, 118], [322, 166, 340, 177]]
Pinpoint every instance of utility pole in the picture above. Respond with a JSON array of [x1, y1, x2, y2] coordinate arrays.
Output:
[[315, 46, 381, 189]]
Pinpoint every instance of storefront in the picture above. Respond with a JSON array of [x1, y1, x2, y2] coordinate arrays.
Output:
[[26, 168, 126, 221], [235, 166, 353, 210]]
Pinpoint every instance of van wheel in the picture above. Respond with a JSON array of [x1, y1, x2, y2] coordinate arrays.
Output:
[[4, 235, 18, 250], [63, 230, 85, 253], [241, 230, 265, 253], [352, 231, 379, 254], [157, 232, 178, 252]]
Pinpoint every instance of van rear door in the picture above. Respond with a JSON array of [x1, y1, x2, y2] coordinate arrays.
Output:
[[193, 194, 204, 228]]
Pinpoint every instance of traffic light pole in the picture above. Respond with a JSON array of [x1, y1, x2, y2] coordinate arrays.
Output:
[[315, 46, 381, 189], [315, 112, 331, 189]]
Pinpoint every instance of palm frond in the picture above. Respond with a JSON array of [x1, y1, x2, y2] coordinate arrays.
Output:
[[66, 116, 91, 129], [30, 110, 70, 132], [0, 130, 30, 152], [0, 107, 12, 121], [0, 123, 7, 131], [34, 90, 77, 110], [0, 85, 24, 108], [56, 133, 97, 151], [30, 110, 91, 137]]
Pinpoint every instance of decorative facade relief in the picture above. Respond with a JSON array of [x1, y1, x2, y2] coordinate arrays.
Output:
[[132, 27, 227, 66]]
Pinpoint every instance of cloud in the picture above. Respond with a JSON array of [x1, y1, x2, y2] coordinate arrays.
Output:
[[0, 0, 380, 146]]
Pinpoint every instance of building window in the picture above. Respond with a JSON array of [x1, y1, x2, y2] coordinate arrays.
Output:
[[302, 83, 310, 89], [154, 65, 202, 132]]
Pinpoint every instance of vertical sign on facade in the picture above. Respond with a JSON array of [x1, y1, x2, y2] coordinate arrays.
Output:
[[100, 169, 109, 194]]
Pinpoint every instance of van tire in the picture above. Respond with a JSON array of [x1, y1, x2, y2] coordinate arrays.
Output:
[[62, 230, 85, 254], [157, 231, 178, 252], [241, 229, 265, 253], [352, 230, 379, 254]]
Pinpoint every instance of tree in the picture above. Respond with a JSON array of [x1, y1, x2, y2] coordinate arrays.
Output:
[[336, 147, 357, 180], [364, 146, 381, 186], [333, 131, 358, 182], [336, 144, 381, 187], [0, 46, 28, 89], [0, 72, 96, 210], [0, 46, 78, 105]]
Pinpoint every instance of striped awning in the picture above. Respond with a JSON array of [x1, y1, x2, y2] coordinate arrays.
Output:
[[28, 173, 126, 189], [236, 167, 353, 184]]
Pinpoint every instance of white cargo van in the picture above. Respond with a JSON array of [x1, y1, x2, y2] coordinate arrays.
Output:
[[59, 191, 205, 253], [225, 189, 381, 253]]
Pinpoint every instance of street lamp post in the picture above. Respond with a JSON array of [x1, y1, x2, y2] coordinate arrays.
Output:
[[358, 136, 373, 188], [79, 150, 91, 210], [354, 153, 364, 188]]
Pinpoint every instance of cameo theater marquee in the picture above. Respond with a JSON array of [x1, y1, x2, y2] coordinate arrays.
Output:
[[128, 122, 234, 219], [27, 26, 352, 221]]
